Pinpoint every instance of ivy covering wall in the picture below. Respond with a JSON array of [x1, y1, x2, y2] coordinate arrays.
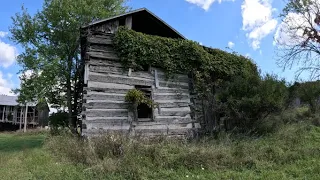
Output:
[[113, 27, 288, 134], [113, 27, 258, 88]]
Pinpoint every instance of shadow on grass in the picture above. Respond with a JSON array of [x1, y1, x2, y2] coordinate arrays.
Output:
[[0, 134, 46, 153]]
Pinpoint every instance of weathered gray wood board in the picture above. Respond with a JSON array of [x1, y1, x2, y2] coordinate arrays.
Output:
[[81, 18, 200, 137]]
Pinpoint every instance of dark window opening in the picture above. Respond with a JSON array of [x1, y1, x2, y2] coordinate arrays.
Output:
[[135, 85, 153, 120], [119, 18, 125, 26], [141, 64, 149, 71], [137, 103, 152, 118]]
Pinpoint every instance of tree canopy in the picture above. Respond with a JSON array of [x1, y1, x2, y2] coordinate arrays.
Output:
[[10, 0, 129, 132]]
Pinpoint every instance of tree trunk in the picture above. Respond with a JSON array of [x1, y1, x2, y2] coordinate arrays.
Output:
[[67, 55, 76, 133], [66, 75, 75, 133], [24, 105, 28, 133], [72, 55, 83, 135]]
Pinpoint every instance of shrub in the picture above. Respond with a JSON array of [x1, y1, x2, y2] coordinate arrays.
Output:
[[48, 111, 69, 135], [253, 108, 315, 134], [311, 114, 320, 126], [296, 81, 320, 113], [217, 73, 289, 132], [253, 114, 284, 134]]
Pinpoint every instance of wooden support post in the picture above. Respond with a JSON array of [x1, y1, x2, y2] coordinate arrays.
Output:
[[24, 104, 28, 133], [13, 107, 17, 124], [32, 107, 35, 123], [19, 107, 23, 130], [2, 106, 4, 121], [128, 68, 132, 76], [84, 64, 89, 84], [5, 107, 6, 122], [125, 16, 132, 29], [154, 69, 159, 88], [1, 106, 4, 122]]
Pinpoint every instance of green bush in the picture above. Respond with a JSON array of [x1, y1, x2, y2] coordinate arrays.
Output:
[[311, 114, 320, 126], [253, 108, 315, 134], [48, 111, 69, 135], [125, 89, 156, 108], [217, 74, 289, 132], [288, 81, 320, 113], [253, 114, 283, 134]]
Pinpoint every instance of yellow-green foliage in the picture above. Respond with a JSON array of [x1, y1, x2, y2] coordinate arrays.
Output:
[[125, 89, 156, 108]]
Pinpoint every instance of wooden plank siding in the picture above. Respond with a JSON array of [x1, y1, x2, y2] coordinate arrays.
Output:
[[81, 20, 200, 137]]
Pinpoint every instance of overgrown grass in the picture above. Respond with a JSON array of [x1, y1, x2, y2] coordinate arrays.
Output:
[[46, 122, 320, 179], [1, 120, 320, 179]]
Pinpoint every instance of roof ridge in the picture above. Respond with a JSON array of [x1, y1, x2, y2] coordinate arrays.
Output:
[[81, 8, 185, 39]]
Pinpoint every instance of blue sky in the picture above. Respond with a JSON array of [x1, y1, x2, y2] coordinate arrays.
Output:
[[0, 0, 297, 95]]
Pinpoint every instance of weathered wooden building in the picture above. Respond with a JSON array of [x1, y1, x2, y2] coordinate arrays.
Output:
[[0, 95, 49, 131], [81, 8, 201, 137]]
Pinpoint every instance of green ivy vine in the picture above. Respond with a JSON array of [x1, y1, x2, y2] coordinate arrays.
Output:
[[114, 27, 257, 96]]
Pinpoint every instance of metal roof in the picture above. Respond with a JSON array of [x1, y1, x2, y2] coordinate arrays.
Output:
[[0, 95, 37, 106], [82, 8, 186, 39]]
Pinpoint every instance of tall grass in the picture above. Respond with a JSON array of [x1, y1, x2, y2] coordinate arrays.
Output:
[[45, 120, 320, 179]]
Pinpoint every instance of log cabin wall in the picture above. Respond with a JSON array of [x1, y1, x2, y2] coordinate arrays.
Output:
[[81, 16, 201, 137]]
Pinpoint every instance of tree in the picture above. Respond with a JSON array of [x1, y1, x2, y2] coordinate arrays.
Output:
[[294, 81, 320, 113], [10, 0, 129, 133], [276, 0, 320, 79], [217, 73, 288, 131]]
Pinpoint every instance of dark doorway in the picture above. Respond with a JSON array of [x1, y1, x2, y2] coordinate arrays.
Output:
[[135, 85, 153, 121]]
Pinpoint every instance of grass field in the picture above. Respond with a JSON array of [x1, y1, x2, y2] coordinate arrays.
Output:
[[0, 133, 94, 180], [0, 123, 320, 180]]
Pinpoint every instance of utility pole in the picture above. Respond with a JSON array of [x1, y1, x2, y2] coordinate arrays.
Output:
[[24, 104, 28, 133]]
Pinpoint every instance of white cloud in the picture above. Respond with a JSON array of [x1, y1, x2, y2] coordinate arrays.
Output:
[[245, 53, 251, 58], [0, 71, 14, 96], [0, 31, 8, 38], [241, 0, 277, 50], [274, 12, 312, 47], [259, 50, 262, 55], [19, 70, 34, 80], [0, 32, 18, 68], [228, 41, 235, 48], [185, 0, 235, 11]]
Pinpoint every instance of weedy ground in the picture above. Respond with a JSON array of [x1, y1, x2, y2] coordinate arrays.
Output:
[[0, 121, 320, 180]]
